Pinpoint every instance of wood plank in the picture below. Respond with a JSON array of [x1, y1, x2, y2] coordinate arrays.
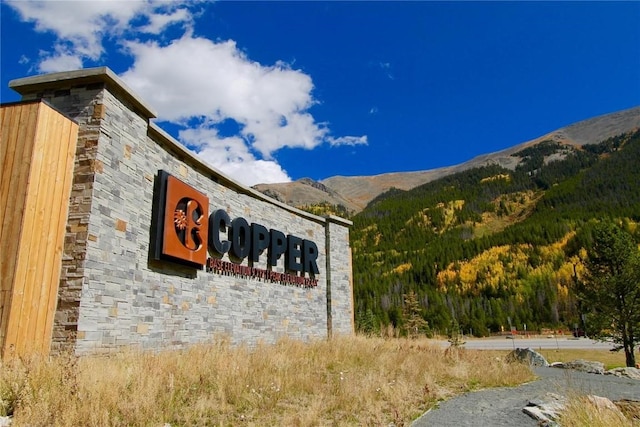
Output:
[[39, 116, 77, 354], [33, 105, 60, 353], [0, 105, 20, 213], [0, 105, 17, 217], [0, 105, 24, 242], [28, 104, 60, 353], [4, 103, 42, 356], [18, 103, 59, 355], [1, 104, 37, 233], [1, 104, 38, 357], [0, 106, 21, 349], [0, 104, 37, 260], [33, 106, 76, 354], [2, 102, 79, 358]]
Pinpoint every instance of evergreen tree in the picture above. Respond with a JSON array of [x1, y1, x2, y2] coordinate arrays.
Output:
[[447, 317, 465, 347], [357, 308, 380, 335], [402, 290, 430, 338], [577, 222, 640, 367]]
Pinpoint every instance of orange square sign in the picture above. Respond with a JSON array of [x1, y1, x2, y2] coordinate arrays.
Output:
[[161, 174, 209, 266]]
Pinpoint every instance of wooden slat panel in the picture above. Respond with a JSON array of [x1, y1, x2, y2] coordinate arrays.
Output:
[[24, 104, 60, 354], [2, 102, 79, 358], [32, 105, 60, 353], [0, 105, 19, 349], [8, 103, 47, 356], [0, 105, 18, 347], [0, 103, 38, 356], [32, 106, 78, 354], [0, 104, 37, 243], [38, 116, 78, 354], [0, 106, 22, 225]]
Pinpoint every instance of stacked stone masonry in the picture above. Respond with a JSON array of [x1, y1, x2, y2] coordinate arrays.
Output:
[[19, 85, 106, 353], [10, 68, 354, 355]]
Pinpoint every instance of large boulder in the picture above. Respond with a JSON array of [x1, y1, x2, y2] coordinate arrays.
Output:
[[605, 367, 640, 380], [523, 393, 565, 426], [550, 359, 605, 374], [582, 395, 632, 423], [506, 347, 549, 367]]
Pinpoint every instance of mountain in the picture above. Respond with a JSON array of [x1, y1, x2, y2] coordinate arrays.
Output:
[[350, 126, 640, 337], [254, 106, 640, 215]]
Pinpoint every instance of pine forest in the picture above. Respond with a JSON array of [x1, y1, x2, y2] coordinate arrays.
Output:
[[349, 130, 640, 337]]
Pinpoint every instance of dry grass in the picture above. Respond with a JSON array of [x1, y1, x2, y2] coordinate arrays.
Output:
[[539, 349, 639, 427], [558, 395, 640, 427], [0, 335, 534, 426]]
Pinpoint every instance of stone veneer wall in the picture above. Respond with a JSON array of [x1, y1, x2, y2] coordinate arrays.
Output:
[[326, 219, 354, 336], [13, 69, 353, 354], [19, 84, 105, 353]]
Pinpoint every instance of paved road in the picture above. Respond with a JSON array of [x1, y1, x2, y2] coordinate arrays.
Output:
[[466, 337, 615, 351], [412, 367, 640, 426], [431, 337, 616, 351]]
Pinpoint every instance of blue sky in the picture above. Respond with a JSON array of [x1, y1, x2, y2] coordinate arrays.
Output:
[[2, 1, 639, 186]]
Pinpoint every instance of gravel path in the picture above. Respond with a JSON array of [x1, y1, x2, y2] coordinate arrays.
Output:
[[412, 367, 640, 426]]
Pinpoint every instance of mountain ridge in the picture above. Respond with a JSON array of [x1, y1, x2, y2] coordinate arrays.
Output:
[[253, 106, 640, 214], [350, 127, 640, 335]]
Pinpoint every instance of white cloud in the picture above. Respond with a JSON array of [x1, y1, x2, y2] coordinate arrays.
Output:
[[8, 0, 196, 70], [327, 135, 368, 146], [7, 0, 368, 186], [38, 48, 83, 73], [179, 125, 291, 186], [121, 35, 327, 159], [214, 159, 292, 187], [139, 8, 193, 34], [119, 33, 343, 184]]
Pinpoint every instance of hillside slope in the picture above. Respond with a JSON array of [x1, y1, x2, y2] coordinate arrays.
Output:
[[254, 106, 640, 214], [350, 129, 640, 336]]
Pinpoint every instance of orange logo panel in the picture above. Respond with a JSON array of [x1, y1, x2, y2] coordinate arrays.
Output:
[[162, 175, 209, 266]]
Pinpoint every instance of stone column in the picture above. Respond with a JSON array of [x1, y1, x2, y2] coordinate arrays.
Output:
[[325, 215, 354, 336]]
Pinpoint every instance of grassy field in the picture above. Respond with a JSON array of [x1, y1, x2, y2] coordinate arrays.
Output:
[[0, 335, 534, 427], [536, 348, 628, 370], [2, 336, 637, 426]]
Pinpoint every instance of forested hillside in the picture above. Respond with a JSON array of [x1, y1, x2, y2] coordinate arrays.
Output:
[[351, 130, 640, 337]]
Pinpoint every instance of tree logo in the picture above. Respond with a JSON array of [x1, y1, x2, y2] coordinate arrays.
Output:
[[173, 198, 205, 250], [160, 173, 209, 266]]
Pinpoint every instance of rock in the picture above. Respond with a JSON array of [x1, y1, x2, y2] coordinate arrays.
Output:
[[551, 359, 605, 374], [522, 406, 558, 427], [605, 367, 640, 380], [0, 416, 11, 427], [523, 392, 565, 426], [506, 347, 549, 367], [587, 395, 626, 418]]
